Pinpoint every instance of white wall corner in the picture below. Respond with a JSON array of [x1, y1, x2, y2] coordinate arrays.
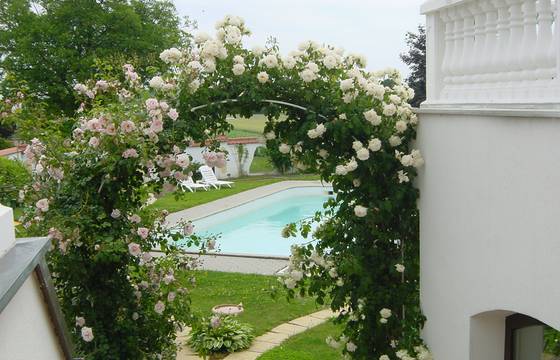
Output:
[[0, 205, 16, 259]]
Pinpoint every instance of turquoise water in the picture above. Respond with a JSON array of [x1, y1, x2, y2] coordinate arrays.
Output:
[[186, 187, 331, 257]]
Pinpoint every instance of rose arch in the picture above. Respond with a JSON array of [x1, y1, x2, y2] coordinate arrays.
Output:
[[20, 15, 429, 360], [168, 16, 428, 359]]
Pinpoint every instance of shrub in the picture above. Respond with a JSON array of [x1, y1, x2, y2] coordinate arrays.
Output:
[[0, 137, 12, 149], [188, 316, 255, 358], [0, 157, 30, 207]]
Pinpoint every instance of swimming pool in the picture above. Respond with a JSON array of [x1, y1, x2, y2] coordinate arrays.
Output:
[[185, 186, 332, 257]]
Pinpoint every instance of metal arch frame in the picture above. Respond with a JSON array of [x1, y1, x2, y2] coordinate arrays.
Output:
[[190, 99, 328, 120]]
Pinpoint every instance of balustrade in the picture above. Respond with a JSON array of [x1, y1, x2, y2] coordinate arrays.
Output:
[[422, 0, 559, 104]]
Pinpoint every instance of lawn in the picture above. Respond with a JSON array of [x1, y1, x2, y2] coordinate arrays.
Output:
[[226, 115, 267, 136], [186, 271, 324, 336], [249, 155, 275, 174], [150, 174, 320, 213], [257, 320, 344, 360]]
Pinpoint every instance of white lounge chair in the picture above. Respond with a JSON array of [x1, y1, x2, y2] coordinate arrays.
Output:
[[179, 176, 209, 192], [199, 165, 234, 189]]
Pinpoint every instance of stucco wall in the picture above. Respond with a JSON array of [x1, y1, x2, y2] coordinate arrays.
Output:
[[0, 275, 63, 359], [417, 109, 560, 359], [185, 142, 263, 179]]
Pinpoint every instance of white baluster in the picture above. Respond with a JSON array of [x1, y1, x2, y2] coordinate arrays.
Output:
[[505, 0, 525, 77], [535, 0, 555, 76], [447, 8, 465, 100], [468, 1, 488, 101], [491, 0, 512, 80], [520, 0, 538, 76], [440, 10, 454, 79], [480, 1, 499, 75], [459, 5, 476, 78]]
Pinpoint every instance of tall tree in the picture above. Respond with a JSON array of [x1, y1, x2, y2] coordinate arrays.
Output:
[[400, 25, 426, 108], [0, 0, 187, 116]]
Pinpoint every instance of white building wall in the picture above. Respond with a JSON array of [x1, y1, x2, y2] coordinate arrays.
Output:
[[417, 109, 560, 359], [0, 275, 64, 360], [184, 142, 263, 179]]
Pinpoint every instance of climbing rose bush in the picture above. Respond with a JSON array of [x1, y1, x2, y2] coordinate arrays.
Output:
[[19, 63, 214, 359], [151, 15, 427, 359], [21, 14, 429, 359]]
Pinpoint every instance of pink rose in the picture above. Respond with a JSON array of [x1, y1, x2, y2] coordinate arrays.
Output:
[[183, 222, 194, 236], [145, 98, 159, 110], [167, 292, 176, 302], [120, 120, 136, 133], [122, 148, 138, 159], [168, 108, 179, 121], [111, 209, 121, 219], [129, 214, 141, 223], [81, 327, 94, 342], [137, 227, 149, 239], [88, 137, 100, 148], [36, 198, 49, 212], [75, 316, 85, 327], [154, 300, 165, 315], [128, 242, 142, 257]]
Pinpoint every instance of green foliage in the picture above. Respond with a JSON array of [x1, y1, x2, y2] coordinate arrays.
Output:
[[0, 0, 188, 133], [545, 327, 560, 355], [188, 316, 255, 358], [0, 137, 12, 149], [0, 157, 30, 207], [400, 25, 426, 108]]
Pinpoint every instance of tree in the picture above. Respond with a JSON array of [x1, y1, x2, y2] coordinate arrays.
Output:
[[400, 25, 426, 108], [0, 0, 187, 118]]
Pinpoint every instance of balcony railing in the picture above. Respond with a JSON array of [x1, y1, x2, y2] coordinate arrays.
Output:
[[422, 0, 560, 105]]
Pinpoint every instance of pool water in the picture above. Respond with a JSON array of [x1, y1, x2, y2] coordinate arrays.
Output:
[[185, 187, 332, 257]]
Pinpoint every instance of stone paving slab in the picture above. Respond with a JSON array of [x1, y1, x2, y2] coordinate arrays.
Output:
[[268, 322, 307, 336], [288, 314, 328, 328], [253, 331, 291, 345], [309, 309, 336, 320], [224, 351, 261, 360]]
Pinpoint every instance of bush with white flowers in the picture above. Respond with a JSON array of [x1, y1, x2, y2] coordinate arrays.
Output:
[[21, 14, 429, 359]]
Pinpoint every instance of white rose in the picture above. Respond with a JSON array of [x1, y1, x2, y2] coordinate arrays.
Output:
[[315, 123, 326, 136], [81, 327, 94, 342], [194, 32, 210, 44], [328, 267, 338, 278], [323, 54, 338, 69], [395, 264, 405, 273], [307, 129, 318, 139], [356, 148, 369, 161], [176, 153, 190, 168], [398, 170, 410, 183], [257, 71, 269, 84], [265, 131, 276, 140], [400, 154, 414, 167], [335, 165, 348, 175], [368, 138, 382, 152], [159, 47, 182, 64], [263, 54, 279, 68], [346, 342, 357, 352], [340, 78, 354, 91], [389, 135, 402, 147], [380, 308, 392, 319], [353, 178, 361, 187], [319, 149, 329, 158], [389, 94, 401, 104], [283, 56, 297, 69], [354, 205, 367, 217], [278, 143, 291, 154], [148, 76, 164, 89], [380, 356, 390, 360], [366, 83, 385, 99], [233, 55, 244, 64], [352, 140, 363, 151], [300, 68, 316, 83], [306, 62, 319, 73], [203, 60, 216, 73], [346, 159, 358, 172], [383, 103, 397, 116], [232, 63, 245, 76], [395, 120, 407, 133], [363, 109, 381, 125]]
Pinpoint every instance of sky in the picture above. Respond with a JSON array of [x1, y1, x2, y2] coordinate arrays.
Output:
[[173, 0, 426, 76]]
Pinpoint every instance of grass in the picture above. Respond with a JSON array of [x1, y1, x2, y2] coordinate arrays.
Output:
[[249, 156, 275, 174], [150, 174, 320, 213], [257, 320, 344, 360], [187, 271, 324, 336], [226, 115, 267, 135]]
